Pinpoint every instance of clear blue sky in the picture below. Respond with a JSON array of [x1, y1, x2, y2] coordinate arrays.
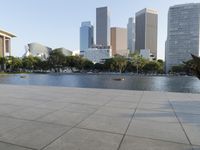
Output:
[[0, 0, 199, 59]]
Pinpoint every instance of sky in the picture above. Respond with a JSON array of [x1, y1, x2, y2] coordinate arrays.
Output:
[[0, 0, 199, 59]]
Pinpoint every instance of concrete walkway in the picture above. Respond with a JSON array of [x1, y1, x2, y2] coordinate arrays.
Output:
[[0, 84, 199, 150]]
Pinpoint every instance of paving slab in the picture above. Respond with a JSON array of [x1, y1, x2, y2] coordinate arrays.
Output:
[[138, 102, 173, 112], [0, 121, 71, 149], [0, 116, 28, 136], [61, 103, 98, 114], [134, 109, 178, 123], [171, 102, 200, 115], [0, 104, 25, 116], [119, 135, 193, 150], [0, 142, 32, 150], [105, 101, 138, 109], [37, 109, 90, 126], [176, 113, 200, 124], [127, 119, 189, 144], [182, 124, 200, 146], [0, 84, 200, 149], [43, 128, 122, 150], [95, 106, 134, 116], [7, 107, 55, 121], [78, 114, 131, 134]]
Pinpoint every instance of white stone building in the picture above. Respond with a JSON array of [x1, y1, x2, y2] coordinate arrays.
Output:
[[165, 3, 200, 72]]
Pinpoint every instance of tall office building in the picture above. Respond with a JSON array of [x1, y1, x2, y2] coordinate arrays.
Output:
[[111, 27, 128, 56], [96, 6, 110, 46], [80, 21, 94, 53], [135, 8, 158, 58], [127, 17, 135, 53], [165, 3, 200, 72]]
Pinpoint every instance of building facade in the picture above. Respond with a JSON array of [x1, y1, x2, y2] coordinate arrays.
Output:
[[96, 6, 110, 46], [135, 8, 158, 58], [83, 46, 111, 63], [127, 17, 135, 53], [165, 3, 200, 72], [23, 43, 52, 60], [0, 29, 15, 57], [80, 21, 94, 55], [140, 49, 155, 61], [54, 48, 73, 56], [111, 27, 128, 56]]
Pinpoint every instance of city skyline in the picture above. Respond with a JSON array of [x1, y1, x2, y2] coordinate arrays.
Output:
[[0, 0, 200, 59]]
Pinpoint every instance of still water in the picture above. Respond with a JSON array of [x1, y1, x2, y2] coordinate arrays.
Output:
[[0, 73, 200, 93]]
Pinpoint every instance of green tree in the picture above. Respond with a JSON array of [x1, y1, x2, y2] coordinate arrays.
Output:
[[93, 63, 104, 72], [104, 58, 115, 72], [188, 54, 200, 79], [171, 65, 185, 73], [48, 49, 65, 72], [0, 57, 6, 71], [143, 61, 160, 73], [22, 56, 38, 71], [112, 56, 127, 73], [82, 59, 94, 71], [129, 53, 147, 74]]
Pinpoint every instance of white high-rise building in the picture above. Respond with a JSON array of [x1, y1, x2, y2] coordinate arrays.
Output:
[[127, 17, 135, 53], [165, 3, 200, 72]]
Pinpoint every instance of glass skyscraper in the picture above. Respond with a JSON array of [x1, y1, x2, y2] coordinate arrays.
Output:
[[127, 17, 135, 53], [165, 3, 200, 72], [80, 21, 94, 54], [96, 7, 110, 46]]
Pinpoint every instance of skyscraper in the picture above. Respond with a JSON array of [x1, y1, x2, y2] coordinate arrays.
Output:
[[111, 27, 128, 56], [165, 3, 200, 72], [96, 6, 110, 46], [135, 8, 158, 58], [127, 17, 135, 53], [80, 21, 94, 53]]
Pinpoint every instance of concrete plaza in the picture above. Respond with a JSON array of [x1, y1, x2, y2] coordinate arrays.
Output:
[[0, 84, 199, 150]]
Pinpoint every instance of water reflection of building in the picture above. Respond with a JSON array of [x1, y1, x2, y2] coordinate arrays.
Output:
[[0, 29, 16, 57]]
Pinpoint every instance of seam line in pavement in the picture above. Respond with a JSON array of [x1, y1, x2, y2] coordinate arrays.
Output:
[[166, 93, 193, 147], [0, 140, 37, 150], [126, 134, 194, 146], [40, 96, 114, 150], [117, 91, 144, 150]]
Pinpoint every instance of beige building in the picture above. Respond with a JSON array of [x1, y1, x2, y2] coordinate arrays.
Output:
[[0, 29, 16, 57], [111, 27, 128, 56], [135, 8, 158, 58]]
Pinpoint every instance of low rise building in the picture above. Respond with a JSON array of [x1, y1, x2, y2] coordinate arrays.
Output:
[[23, 43, 52, 60], [140, 49, 155, 61], [0, 29, 16, 57], [83, 46, 111, 63], [54, 48, 73, 56]]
